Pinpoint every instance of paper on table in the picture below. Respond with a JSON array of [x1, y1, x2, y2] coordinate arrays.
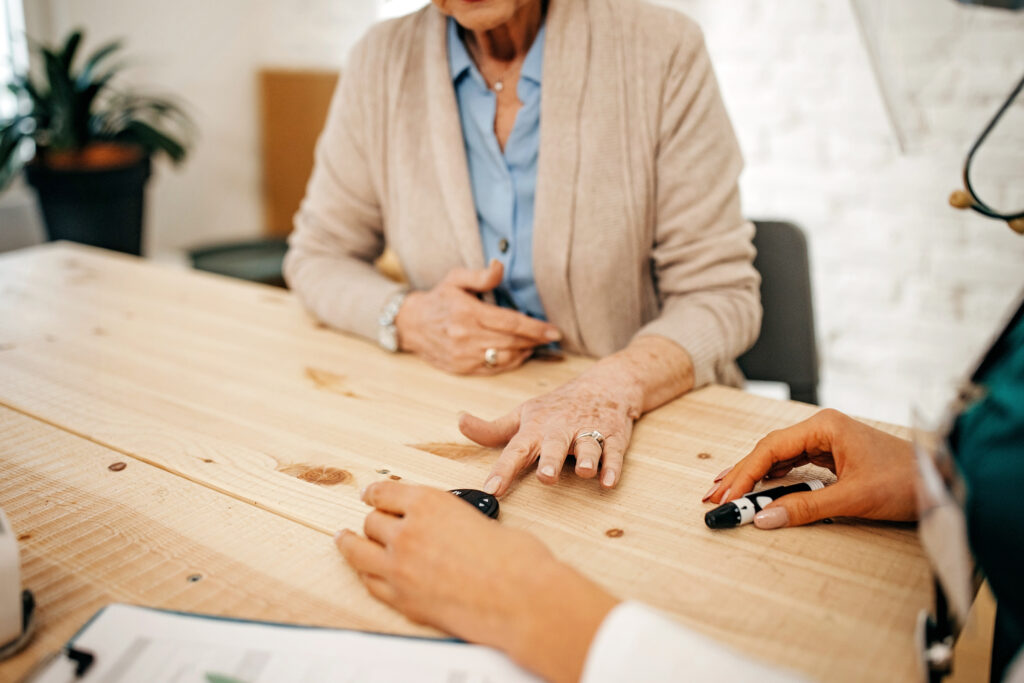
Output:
[[30, 604, 542, 683]]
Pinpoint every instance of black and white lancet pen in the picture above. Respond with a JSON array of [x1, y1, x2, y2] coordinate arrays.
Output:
[[448, 489, 500, 519], [704, 481, 825, 529]]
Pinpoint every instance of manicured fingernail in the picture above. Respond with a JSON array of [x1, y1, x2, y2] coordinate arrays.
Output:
[[702, 482, 721, 502], [540, 465, 555, 478], [578, 457, 595, 472], [457, 410, 468, 420], [713, 466, 733, 482], [483, 475, 502, 494], [333, 529, 349, 542], [754, 507, 789, 530], [546, 329, 562, 341], [602, 470, 616, 487], [359, 486, 369, 501], [720, 488, 732, 502]]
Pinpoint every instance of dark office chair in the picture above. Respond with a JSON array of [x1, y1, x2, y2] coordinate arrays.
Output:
[[189, 239, 289, 287], [737, 220, 820, 405]]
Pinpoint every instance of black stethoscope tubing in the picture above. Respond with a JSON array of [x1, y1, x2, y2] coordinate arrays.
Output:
[[961, 70, 1024, 222]]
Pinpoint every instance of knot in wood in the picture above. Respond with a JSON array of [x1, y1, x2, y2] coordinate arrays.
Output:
[[278, 464, 352, 486]]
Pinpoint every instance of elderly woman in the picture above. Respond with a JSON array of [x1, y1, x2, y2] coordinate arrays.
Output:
[[285, 0, 760, 497]]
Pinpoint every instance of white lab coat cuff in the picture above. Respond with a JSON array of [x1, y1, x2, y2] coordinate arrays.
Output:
[[580, 601, 807, 682]]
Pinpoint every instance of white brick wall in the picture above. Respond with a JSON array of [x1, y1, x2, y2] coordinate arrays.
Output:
[[660, 0, 1024, 423]]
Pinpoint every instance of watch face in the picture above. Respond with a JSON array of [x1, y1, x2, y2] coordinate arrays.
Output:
[[379, 326, 398, 352]]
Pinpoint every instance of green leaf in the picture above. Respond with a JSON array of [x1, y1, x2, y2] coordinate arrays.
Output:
[[0, 116, 21, 138], [75, 39, 123, 91], [42, 47, 76, 148], [0, 121, 28, 192], [72, 82, 104, 143], [116, 119, 187, 163], [87, 111, 112, 137], [9, 75, 45, 114], [60, 30, 83, 70], [83, 67, 118, 97]]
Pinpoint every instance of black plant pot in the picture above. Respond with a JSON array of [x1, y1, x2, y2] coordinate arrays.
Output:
[[25, 156, 151, 256]]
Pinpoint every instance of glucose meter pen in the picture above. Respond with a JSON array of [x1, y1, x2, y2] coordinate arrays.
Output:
[[704, 481, 825, 529]]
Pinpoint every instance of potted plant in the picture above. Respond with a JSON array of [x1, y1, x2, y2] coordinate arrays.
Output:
[[0, 30, 193, 255]]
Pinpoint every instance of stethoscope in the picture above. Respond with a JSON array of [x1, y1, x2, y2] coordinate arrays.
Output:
[[948, 70, 1024, 235]]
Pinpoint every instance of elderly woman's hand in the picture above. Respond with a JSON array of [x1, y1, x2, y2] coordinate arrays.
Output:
[[706, 409, 919, 529], [336, 482, 619, 683], [395, 260, 561, 375], [460, 335, 695, 497]]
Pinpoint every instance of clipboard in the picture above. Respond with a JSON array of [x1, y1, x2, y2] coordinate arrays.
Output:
[[19, 603, 541, 682]]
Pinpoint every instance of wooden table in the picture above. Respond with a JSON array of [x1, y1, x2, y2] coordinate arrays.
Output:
[[0, 243, 932, 682]]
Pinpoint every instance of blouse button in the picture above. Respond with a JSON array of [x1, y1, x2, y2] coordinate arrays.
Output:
[[498, 238, 510, 254]]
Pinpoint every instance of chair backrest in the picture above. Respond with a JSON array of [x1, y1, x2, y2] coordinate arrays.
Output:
[[260, 68, 340, 238], [737, 220, 820, 404]]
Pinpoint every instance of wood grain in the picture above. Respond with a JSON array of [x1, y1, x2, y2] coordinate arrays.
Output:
[[0, 243, 935, 681], [0, 406, 434, 682]]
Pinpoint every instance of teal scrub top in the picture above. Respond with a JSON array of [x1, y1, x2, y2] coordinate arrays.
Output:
[[949, 297, 1024, 681]]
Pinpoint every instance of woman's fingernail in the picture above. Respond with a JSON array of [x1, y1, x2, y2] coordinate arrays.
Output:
[[546, 331, 561, 341], [754, 507, 789, 530], [713, 466, 733, 482], [457, 410, 468, 420], [579, 458, 595, 472], [719, 488, 732, 503], [602, 470, 616, 487], [540, 464, 555, 478], [702, 482, 721, 502], [333, 529, 349, 542], [359, 486, 370, 502], [483, 475, 502, 494]]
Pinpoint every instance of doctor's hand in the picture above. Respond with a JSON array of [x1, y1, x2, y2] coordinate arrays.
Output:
[[707, 409, 918, 529], [335, 482, 619, 683], [395, 260, 562, 375]]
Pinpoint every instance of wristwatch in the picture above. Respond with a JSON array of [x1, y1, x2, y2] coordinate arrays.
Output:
[[377, 291, 408, 353]]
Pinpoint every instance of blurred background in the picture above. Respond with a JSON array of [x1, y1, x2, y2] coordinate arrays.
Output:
[[1, 0, 1022, 424]]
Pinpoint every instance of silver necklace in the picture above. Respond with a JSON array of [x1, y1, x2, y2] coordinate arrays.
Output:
[[484, 61, 518, 93], [466, 41, 519, 93]]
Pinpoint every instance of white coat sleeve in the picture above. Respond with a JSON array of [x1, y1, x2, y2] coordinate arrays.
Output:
[[580, 602, 809, 683]]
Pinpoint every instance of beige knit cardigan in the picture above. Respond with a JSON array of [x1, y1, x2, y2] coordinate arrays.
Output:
[[284, 0, 762, 389]]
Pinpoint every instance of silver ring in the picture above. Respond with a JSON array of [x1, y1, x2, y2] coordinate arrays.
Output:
[[574, 430, 605, 450], [484, 348, 499, 367]]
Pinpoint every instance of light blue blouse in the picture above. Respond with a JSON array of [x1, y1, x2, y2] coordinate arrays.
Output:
[[447, 17, 547, 321]]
